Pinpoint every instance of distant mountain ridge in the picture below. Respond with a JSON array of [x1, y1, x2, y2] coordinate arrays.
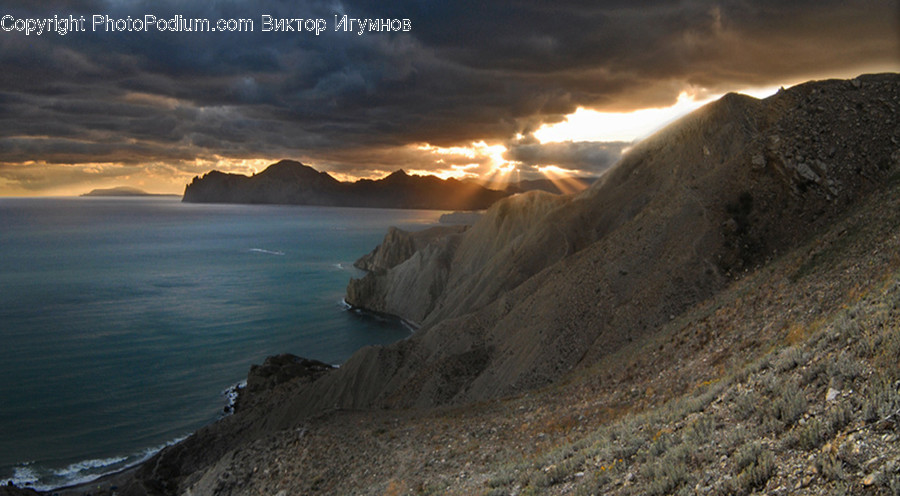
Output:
[[81, 186, 175, 197], [182, 160, 510, 210]]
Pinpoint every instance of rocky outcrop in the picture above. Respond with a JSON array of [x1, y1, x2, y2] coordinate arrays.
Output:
[[182, 161, 509, 210], [352, 225, 468, 273], [121, 74, 900, 496], [0, 485, 42, 496], [234, 354, 334, 412], [347, 225, 469, 324]]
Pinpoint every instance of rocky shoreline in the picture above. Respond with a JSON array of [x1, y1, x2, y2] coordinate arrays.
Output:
[[20, 73, 900, 495]]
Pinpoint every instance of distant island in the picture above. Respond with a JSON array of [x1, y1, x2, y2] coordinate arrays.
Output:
[[182, 160, 511, 210], [81, 186, 178, 197]]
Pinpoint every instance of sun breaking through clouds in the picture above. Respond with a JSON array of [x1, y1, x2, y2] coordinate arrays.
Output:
[[0, 0, 897, 195]]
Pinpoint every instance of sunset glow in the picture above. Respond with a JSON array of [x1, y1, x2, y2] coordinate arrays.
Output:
[[537, 165, 591, 194], [0, 0, 894, 196], [534, 84, 787, 145], [415, 141, 514, 184]]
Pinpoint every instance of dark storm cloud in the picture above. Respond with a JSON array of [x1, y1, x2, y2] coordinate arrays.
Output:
[[0, 0, 897, 192]]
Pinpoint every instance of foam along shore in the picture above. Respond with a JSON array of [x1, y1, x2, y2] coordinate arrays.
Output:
[[10, 435, 186, 495]]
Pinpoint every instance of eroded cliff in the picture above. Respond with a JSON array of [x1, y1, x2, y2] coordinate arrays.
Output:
[[113, 74, 900, 496]]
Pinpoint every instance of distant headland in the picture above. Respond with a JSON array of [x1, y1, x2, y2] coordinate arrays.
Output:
[[182, 160, 510, 210], [81, 186, 178, 197]]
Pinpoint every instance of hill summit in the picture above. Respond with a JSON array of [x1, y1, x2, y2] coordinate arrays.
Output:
[[181, 160, 509, 211]]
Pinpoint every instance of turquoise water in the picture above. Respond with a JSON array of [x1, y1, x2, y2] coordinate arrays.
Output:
[[0, 197, 442, 490]]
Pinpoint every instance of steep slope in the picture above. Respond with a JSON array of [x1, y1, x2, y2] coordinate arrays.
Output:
[[333, 74, 899, 407], [347, 225, 469, 325], [182, 160, 509, 210], [170, 177, 900, 495], [104, 74, 899, 495], [346, 192, 569, 323]]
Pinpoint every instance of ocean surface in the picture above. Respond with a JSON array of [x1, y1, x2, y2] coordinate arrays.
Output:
[[0, 196, 444, 490]]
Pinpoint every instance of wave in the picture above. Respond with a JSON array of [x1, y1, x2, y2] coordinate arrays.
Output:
[[11, 462, 38, 488], [220, 379, 247, 416], [9, 436, 187, 491], [248, 248, 285, 256]]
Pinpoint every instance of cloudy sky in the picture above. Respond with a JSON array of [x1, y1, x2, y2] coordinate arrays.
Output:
[[0, 0, 897, 195]]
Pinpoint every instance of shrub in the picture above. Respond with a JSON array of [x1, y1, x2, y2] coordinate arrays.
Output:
[[825, 401, 853, 434], [487, 468, 517, 488], [733, 441, 763, 474], [862, 373, 900, 424], [771, 382, 807, 429], [792, 418, 825, 450], [644, 445, 691, 496], [815, 453, 846, 481], [732, 389, 761, 421], [774, 346, 807, 372], [684, 414, 715, 445], [827, 351, 863, 383], [730, 443, 775, 495]]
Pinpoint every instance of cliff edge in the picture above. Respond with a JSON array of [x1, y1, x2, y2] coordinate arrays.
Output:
[[98, 74, 900, 496]]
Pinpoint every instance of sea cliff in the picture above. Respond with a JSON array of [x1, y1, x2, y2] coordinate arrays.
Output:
[[339, 74, 900, 406], [56, 74, 900, 496]]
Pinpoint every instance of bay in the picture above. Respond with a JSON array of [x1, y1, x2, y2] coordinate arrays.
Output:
[[0, 196, 442, 490]]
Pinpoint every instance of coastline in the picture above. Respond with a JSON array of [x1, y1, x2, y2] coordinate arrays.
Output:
[[52, 465, 140, 496], [343, 299, 421, 334], [32, 308, 405, 495], [0, 198, 439, 492]]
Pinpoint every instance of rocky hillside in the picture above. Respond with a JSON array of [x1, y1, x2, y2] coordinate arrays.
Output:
[[336, 73, 900, 409], [182, 160, 509, 210], [53, 74, 899, 496]]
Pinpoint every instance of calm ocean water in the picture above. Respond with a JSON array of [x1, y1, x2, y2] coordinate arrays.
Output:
[[0, 196, 443, 490]]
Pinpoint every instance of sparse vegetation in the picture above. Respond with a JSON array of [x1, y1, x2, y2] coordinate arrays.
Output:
[[470, 258, 900, 496]]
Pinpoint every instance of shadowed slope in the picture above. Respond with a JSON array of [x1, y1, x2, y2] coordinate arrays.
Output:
[[329, 74, 900, 409]]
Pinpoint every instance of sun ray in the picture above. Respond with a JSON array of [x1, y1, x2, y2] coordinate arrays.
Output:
[[538, 165, 589, 194]]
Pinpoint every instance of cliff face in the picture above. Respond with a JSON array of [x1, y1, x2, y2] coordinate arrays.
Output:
[[346, 225, 469, 325], [120, 74, 900, 495], [182, 161, 509, 210], [323, 74, 900, 408]]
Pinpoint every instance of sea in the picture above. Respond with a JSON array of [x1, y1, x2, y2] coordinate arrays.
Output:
[[0, 196, 445, 490]]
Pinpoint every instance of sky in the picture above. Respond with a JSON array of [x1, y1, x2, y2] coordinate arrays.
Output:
[[0, 1, 897, 196]]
